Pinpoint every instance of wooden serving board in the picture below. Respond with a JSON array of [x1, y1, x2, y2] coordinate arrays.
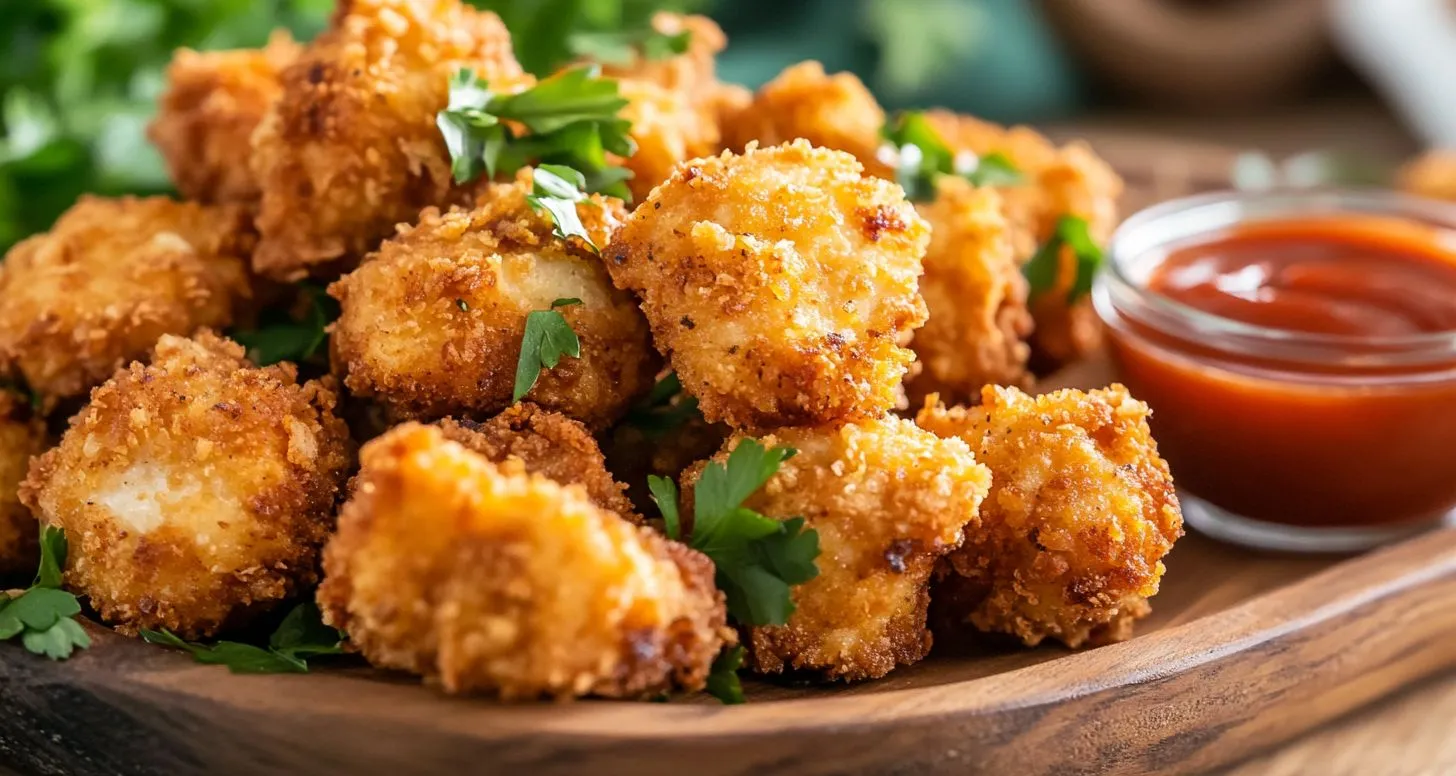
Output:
[[6, 138, 1452, 776]]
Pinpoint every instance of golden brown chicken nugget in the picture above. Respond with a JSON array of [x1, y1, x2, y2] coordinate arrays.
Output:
[[250, 0, 526, 280], [21, 332, 353, 639], [917, 384, 1183, 648], [905, 177, 1032, 408], [0, 196, 255, 407], [436, 403, 638, 521], [685, 416, 990, 681], [1399, 150, 1456, 202], [317, 422, 729, 699], [0, 392, 46, 577], [329, 169, 657, 429], [604, 141, 930, 430], [148, 31, 300, 204], [720, 61, 887, 173], [617, 78, 722, 204]]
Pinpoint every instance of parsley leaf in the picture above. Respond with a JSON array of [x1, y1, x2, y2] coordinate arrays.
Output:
[[705, 645, 745, 705], [623, 372, 703, 438], [0, 526, 91, 661], [513, 298, 583, 402], [654, 439, 821, 628], [569, 29, 692, 64], [527, 164, 597, 249], [1024, 214, 1105, 303], [648, 475, 681, 541], [438, 65, 636, 201], [231, 283, 338, 367], [140, 601, 343, 675], [880, 111, 1024, 201]]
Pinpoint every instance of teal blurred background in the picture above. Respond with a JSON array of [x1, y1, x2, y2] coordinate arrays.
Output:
[[0, 0, 1086, 250]]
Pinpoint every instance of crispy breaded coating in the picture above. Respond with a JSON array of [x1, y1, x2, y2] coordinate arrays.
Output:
[[317, 423, 729, 699], [603, 141, 930, 429], [20, 332, 353, 639], [925, 111, 1122, 370], [917, 384, 1183, 648], [329, 170, 657, 429], [686, 417, 989, 681], [436, 404, 638, 521], [601, 13, 726, 99], [1399, 150, 1456, 202], [249, 0, 526, 280], [148, 31, 300, 204], [721, 61, 886, 172], [618, 78, 721, 203], [0, 196, 255, 407], [0, 392, 46, 576], [905, 177, 1032, 408]]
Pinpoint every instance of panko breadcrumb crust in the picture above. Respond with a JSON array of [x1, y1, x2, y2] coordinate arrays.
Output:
[[0, 392, 46, 576], [436, 404, 639, 522], [721, 61, 887, 174], [603, 140, 930, 430], [917, 385, 1183, 648], [617, 78, 722, 204], [328, 170, 658, 429], [249, 0, 526, 280], [1399, 150, 1456, 202], [684, 416, 990, 681], [318, 423, 730, 700], [905, 177, 1032, 407], [0, 196, 256, 408], [148, 31, 301, 204], [20, 332, 354, 639]]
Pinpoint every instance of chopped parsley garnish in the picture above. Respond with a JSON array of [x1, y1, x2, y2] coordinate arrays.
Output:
[[569, 28, 692, 65], [650, 440, 820, 627], [1024, 214, 1105, 303], [0, 526, 90, 661], [880, 111, 1024, 201], [437, 65, 635, 201], [483, 1, 695, 76], [623, 372, 702, 438], [705, 645, 745, 705], [231, 282, 338, 367], [527, 164, 598, 250], [513, 297, 583, 402], [141, 601, 343, 675]]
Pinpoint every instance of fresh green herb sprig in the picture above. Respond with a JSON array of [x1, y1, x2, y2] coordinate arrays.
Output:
[[623, 372, 702, 438], [0, 526, 90, 660], [437, 65, 636, 201], [568, 28, 691, 65], [704, 645, 745, 705], [527, 164, 599, 249], [513, 297, 583, 401], [880, 111, 1023, 201], [1024, 214, 1105, 303], [231, 283, 339, 367], [141, 601, 343, 674], [475, 0, 706, 76]]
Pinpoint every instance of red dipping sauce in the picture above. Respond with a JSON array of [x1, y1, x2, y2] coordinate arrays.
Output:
[[1096, 191, 1456, 551]]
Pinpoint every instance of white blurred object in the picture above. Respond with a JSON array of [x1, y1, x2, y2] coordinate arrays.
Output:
[[1330, 0, 1456, 148]]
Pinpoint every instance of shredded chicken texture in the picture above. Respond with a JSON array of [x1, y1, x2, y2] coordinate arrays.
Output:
[[603, 140, 929, 430], [318, 423, 729, 699], [21, 332, 353, 639], [249, 0, 526, 280], [917, 384, 1183, 648], [0, 196, 255, 408]]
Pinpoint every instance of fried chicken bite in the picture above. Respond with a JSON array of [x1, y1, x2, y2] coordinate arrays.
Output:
[[250, 0, 526, 280], [925, 111, 1123, 370], [0, 392, 46, 577], [0, 196, 255, 408], [317, 423, 729, 699], [329, 169, 657, 429], [905, 177, 1032, 408], [720, 61, 887, 173], [617, 78, 722, 203], [684, 417, 989, 681], [20, 332, 353, 639], [436, 403, 638, 521], [1399, 150, 1456, 202], [917, 384, 1183, 648], [604, 141, 930, 429], [148, 31, 300, 204]]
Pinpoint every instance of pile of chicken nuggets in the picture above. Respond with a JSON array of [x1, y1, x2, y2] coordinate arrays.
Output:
[[0, 0, 1194, 700]]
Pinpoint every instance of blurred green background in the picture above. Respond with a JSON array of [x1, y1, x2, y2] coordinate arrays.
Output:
[[0, 0, 1080, 251]]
